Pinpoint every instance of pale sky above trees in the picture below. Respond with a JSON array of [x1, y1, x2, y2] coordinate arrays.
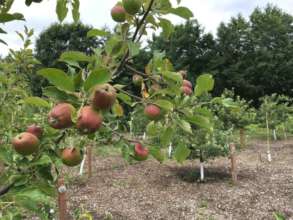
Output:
[[0, 0, 292, 56]]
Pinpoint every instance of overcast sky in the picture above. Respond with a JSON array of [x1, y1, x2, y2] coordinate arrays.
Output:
[[0, 0, 292, 56]]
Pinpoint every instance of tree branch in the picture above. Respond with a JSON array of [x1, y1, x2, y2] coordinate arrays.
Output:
[[113, 0, 155, 77]]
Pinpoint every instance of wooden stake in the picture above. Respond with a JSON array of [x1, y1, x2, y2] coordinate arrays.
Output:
[[87, 146, 92, 178], [57, 178, 68, 220], [239, 128, 245, 148], [229, 143, 237, 184]]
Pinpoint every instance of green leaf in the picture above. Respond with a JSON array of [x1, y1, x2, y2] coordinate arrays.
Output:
[[149, 146, 165, 163], [146, 121, 161, 136], [159, 18, 174, 39], [177, 119, 192, 134], [154, 99, 174, 111], [186, 115, 213, 132], [194, 73, 214, 96], [31, 155, 52, 166], [71, 0, 80, 23], [160, 127, 174, 146], [0, 38, 7, 45], [38, 68, 75, 92], [0, 13, 24, 23], [169, 7, 193, 19], [174, 144, 191, 163], [117, 93, 132, 105], [162, 71, 183, 84], [83, 67, 111, 91], [14, 188, 53, 214], [87, 29, 108, 38], [128, 41, 140, 57], [56, 0, 68, 22], [59, 51, 91, 62], [23, 97, 50, 108], [43, 86, 79, 104], [0, 28, 7, 34]]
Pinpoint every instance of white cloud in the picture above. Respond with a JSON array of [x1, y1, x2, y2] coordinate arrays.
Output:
[[0, 0, 292, 56]]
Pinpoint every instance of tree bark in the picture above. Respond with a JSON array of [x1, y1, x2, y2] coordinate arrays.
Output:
[[57, 178, 68, 220]]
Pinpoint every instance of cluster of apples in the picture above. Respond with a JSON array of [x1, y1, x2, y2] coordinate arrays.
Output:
[[11, 84, 117, 166], [111, 0, 142, 22]]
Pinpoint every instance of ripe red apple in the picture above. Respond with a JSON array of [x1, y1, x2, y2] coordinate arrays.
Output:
[[111, 4, 126, 22], [144, 104, 161, 120], [132, 74, 143, 86], [181, 86, 193, 96], [61, 147, 83, 167], [26, 124, 43, 138], [12, 132, 39, 156], [183, 80, 192, 89], [134, 142, 149, 161], [77, 106, 103, 134], [122, 0, 142, 15], [91, 84, 116, 110], [48, 103, 75, 129]]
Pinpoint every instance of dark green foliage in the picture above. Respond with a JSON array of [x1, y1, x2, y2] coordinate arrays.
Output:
[[212, 5, 293, 104], [32, 23, 103, 96], [35, 23, 102, 68], [141, 5, 293, 105], [148, 20, 216, 84]]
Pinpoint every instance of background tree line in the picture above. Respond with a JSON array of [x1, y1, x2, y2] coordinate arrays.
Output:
[[2, 4, 292, 106]]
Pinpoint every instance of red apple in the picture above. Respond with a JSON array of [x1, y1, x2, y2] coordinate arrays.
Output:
[[48, 103, 75, 129], [61, 147, 83, 167], [111, 4, 126, 22], [12, 132, 39, 156], [144, 104, 161, 120], [181, 86, 193, 96], [134, 142, 149, 161], [77, 106, 103, 134], [26, 124, 43, 138], [91, 84, 117, 110], [183, 80, 192, 89]]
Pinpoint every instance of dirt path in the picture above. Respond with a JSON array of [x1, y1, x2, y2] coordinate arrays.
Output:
[[67, 140, 293, 220]]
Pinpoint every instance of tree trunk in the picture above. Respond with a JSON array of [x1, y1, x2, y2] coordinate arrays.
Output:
[[266, 112, 272, 162], [239, 128, 245, 148], [57, 178, 68, 220]]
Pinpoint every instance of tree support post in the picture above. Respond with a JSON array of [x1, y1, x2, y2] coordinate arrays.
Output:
[[199, 150, 204, 182], [266, 112, 272, 162], [57, 178, 68, 220], [87, 145, 92, 178], [229, 143, 237, 184]]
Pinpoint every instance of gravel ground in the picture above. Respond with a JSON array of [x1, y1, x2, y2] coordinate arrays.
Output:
[[65, 139, 293, 220]]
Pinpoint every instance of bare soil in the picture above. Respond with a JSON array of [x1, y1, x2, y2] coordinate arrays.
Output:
[[66, 140, 293, 220]]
